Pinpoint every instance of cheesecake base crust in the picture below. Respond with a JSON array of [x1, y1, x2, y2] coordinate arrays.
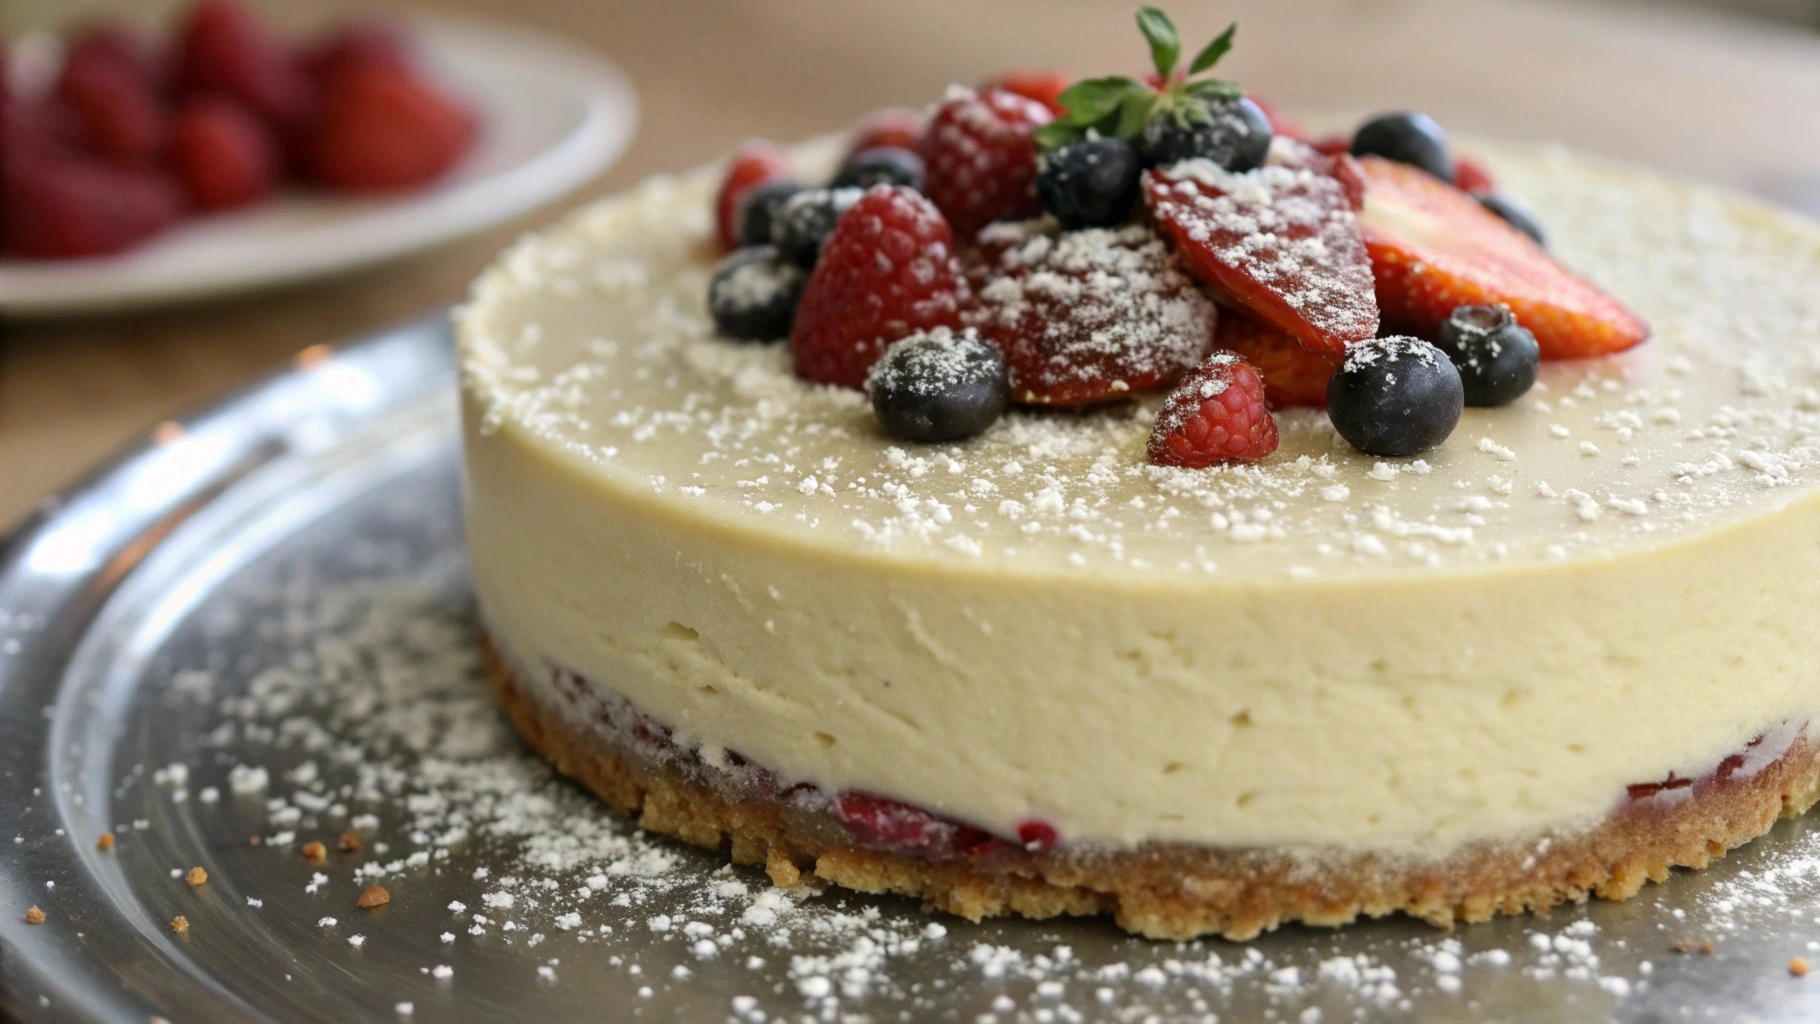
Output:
[[485, 636, 1820, 940]]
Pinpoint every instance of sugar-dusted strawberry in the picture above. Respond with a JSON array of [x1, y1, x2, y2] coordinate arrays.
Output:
[[175, 0, 315, 134], [170, 96, 275, 210], [56, 50, 169, 164], [848, 107, 926, 158], [966, 221, 1214, 406], [1453, 154, 1496, 194], [791, 185, 967, 389], [713, 139, 790, 252], [1356, 155, 1648, 358], [1143, 163, 1379, 360], [306, 58, 472, 192], [1147, 352, 1278, 466], [918, 86, 1050, 242], [1215, 309, 1335, 408], [1267, 138, 1365, 210], [4, 153, 182, 258], [982, 69, 1071, 116]]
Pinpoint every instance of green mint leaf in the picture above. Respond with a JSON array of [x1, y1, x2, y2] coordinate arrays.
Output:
[[1113, 85, 1159, 137], [1034, 121, 1084, 152], [1135, 7, 1180, 79], [1188, 21, 1237, 75], [1055, 76, 1140, 123], [1184, 78, 1244, 102]]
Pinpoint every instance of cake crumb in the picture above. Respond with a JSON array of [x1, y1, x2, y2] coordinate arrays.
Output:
[[170, 915, 189, 936], [338, 831, 363, 852], [24, 906, 44, 925], [96, 832, 115, 852], [186, 866, 208, 887], [302, 841, 327, 863], [1792, 957, 1810, 977], [357, 885, 391, 909]]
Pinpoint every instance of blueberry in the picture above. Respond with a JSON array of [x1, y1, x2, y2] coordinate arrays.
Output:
[[771, 187, 863, 267], [1326, 336, 1464, 457], [1036, 137, 1142, 229], [1350, 112, 1454, 182], [1434, 305, 1539, 407], [867, 327, 1008, 443], [735, 178, 803, 248], [1477, 191, 1547, 247], [832, 146, 925, 192], [1135, 97, 1272, 172], [707, 246, 806, 342]]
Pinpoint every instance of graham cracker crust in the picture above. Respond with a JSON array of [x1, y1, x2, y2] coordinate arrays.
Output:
[[483, 636, 1820, 941]]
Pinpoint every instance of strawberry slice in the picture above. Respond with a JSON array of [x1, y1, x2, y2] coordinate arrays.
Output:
[[1356, 156, 1648, 359], [1215, 308, 1336, 408], [1143, 163, 1379, 360]]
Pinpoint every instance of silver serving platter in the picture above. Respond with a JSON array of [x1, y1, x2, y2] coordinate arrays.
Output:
[[4, 315, 1820, 1024]]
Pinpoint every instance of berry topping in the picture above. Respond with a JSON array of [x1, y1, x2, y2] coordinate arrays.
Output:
[[1016, 820, 1060, 853], [1143, 162, 1380, 360], [967, 221, 1215, 406], [713, 139, 791, 252], [1146, 352, 1279, 467], [1135, 96, 1271, 172], [1356, 156, 1646, 358], [831, 792, 979, 852], [170, 96, 277, 210], [1034, 136, 1141, 229], [3, 155, 183, 259], [867, 327, 1009, 443], [734, 177, 803, 249], [1326, 336, 1463, 457], [305, 56, 473, 192], [769, 186, 862, 267], [55, 49, 169, 165], [790, 185, 968, 389], [1476, 191, 1548, 247], [848, 107, 927, 158], [1349, 111, 1453, 182], [831, 146, 926, 192], [174, 0, 314, 134], [707, 246, 807, 342], [1214, 310, 1336, 408], [918, 86, 1050, 241], [1434, 304, 1540, 407], [1452, 154, 1496, 195], [982, 69, 1072, 116]]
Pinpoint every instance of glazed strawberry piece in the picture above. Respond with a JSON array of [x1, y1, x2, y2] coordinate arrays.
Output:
[[1215, 309, 1336, 408], [790, 185, 967, 389], [1147, 352, 1279, 466], [1267, 139, 1365, 211], [1143, 163, 1380, 360], [981, 69, 1071, 116], [918, 86, 1051, 241], [170, 96, 276, 210], [966, 222, 1215, 406], [306, 57, 472, 191], [713, 139, 791, 252], [1356, 155, 1648, 358]]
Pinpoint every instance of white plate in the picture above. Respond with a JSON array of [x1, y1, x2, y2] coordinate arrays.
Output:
[[0, 17, 637, 318]]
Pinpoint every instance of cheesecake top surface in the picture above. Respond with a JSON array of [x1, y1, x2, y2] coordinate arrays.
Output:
[[459, 137, 1820, 584]]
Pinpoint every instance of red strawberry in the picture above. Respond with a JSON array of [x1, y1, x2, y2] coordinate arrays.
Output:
[[301, 22, 409, 88], [982, 69, 1070, 116], [1267, 139, 1365, 211], [713, 139, 790, 252], [790, 185, 967, 389], [170, 96, 275, 210], [175, 0, 314, 133], [1356, 156, 1648, 359], [307, 59, 472, 192], [1248, 94, 1305, 142], [1453, 154, 1496, 194], [56, 51, 169, 164], [1147, 352, 1279, 466], [1309, 133, 1351, 157], [847, 108, 925, 158], [966, 222, 1214, 406], [918, 87, 1050, 242], [1143, 164, 1379, 360], [4, 153, 182, 258], [1215, 309, 1335, 408], [63, 23, 169, 93]]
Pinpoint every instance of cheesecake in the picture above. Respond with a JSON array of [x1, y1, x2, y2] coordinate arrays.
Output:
[[457, 18, 1820, 940]]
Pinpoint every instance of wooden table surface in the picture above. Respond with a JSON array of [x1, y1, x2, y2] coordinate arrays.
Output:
[[4, 0, 1819, 532]]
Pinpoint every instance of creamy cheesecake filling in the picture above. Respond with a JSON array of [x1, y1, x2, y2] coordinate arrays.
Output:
[[458, 137, 1820, 859]]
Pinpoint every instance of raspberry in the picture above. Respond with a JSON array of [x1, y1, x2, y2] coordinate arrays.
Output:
[[714, 139, 791, 252], [57, 51, 169, 165], [3, 153, 183, 259], [981, 70, 1071, 116], [1147, 353, 1279, 467], [966, 221, 1214, 406], [1215, 310, 1336, 409], [918, 87, 1050, 242], [790, 185, 967, 389], [1016, 820, 1059, 853], [170, 96, 276, 210], [847, 107, 926, 159], [175, 0, 315, 134], [306, 58, 472, 191]]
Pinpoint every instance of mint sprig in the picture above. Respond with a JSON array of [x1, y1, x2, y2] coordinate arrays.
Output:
[[1035, 8, 1244, 153]]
